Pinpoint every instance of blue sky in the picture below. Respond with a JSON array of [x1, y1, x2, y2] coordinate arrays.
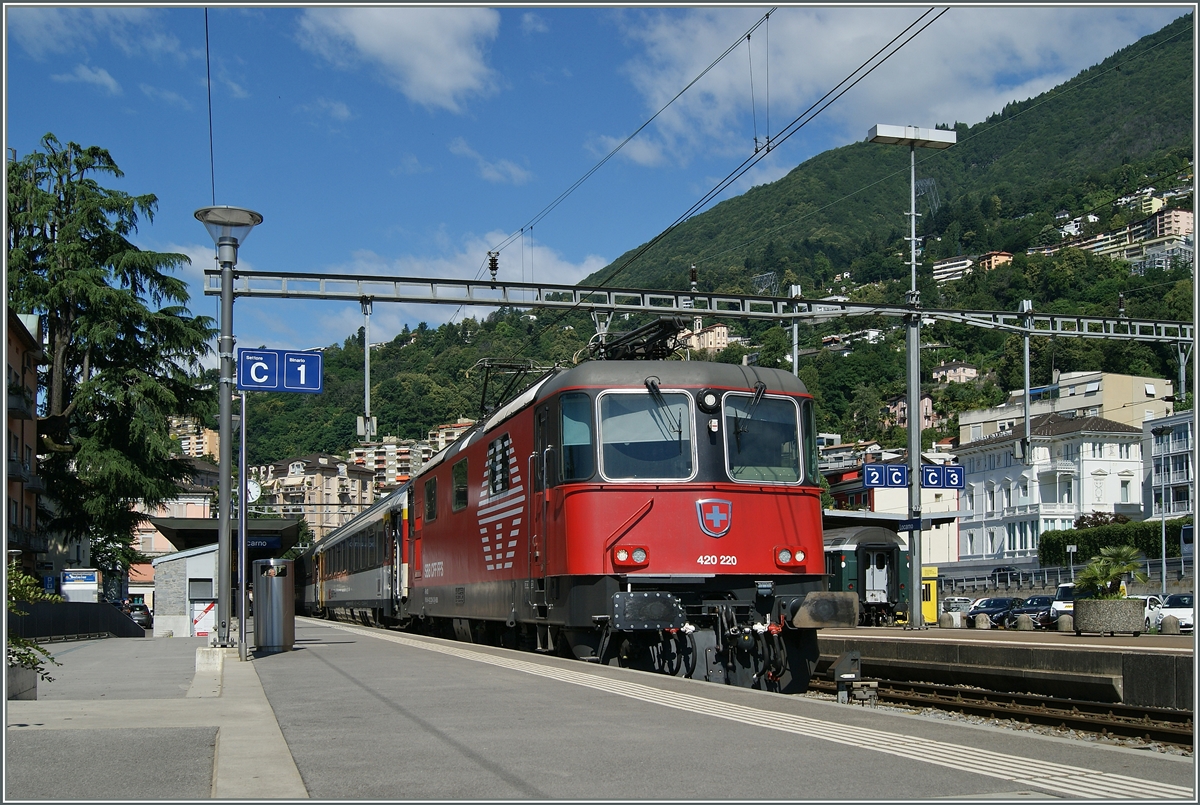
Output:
[[5, 5, 1190, 364]]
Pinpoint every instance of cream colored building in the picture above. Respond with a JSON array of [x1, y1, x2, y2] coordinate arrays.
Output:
[[959, 371, 1174, 445], [428, 418, 476, 453], [253, 453, 375, 541], [169, 416, 220, 460], [685, 322, 730, 354]]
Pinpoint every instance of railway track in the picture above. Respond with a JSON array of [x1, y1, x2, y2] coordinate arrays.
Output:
[[808, 678, 1194, 748]]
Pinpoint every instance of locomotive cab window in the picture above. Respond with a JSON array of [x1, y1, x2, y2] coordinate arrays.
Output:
[[423, 477, 438, 522], [452, 459, 469, 512], [724, 393, 801, 483], [560, 392, 594, 482], [598, 390, 694, 480]]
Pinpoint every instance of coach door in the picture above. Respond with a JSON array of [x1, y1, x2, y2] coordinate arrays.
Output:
[[863, 549, 892, 604], [527, 405, 551, 617]]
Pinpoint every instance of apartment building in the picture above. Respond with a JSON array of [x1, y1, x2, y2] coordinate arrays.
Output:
[[976, 251, 1013, 272], [882, 393, 941, 431], [932, 256, 974, 285], [1143, 411, 1194, 521], [169, 416, 220, 460], [7, 309, 46, 576], [931, 361, 978, 385], [428, 418, 477, 453], [252, 453, 375, 540], [959, 371, 1174, 445], [349, 437, 434, 491], [957, 413, 1144, 562]]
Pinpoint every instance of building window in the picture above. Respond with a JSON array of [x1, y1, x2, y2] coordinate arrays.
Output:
[[289, 462, 304, 475], [1120, 480, 1130, 503], [1006, 523, 1016, 552]]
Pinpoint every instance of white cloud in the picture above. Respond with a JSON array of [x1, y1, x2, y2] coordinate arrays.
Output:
[[140, 83, 191, 109], [297, 7, 501, 113], [521, 13, 549, 35], [391, 154, 432, 176], [606, 7, 1189, 166], [9, 7, 188, 61], [449, 138, 533, 185], [301, 97, 353, 122], [226, 232, 609, 354], [586, 133, 665, 168], [52, 64, 122, 95]]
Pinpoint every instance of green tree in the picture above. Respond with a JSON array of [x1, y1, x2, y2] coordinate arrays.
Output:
[[1075, 545, 1150, 599], [7, 133, 215, 573], [7, 561, 64, 681]]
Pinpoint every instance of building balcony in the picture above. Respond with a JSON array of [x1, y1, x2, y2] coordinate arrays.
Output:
[[7, 526, 49, 553], [1036, 460, 1076, 475], [7, 386, 35, 420], [7, 457, 31, 483], [1038, 502, 1077, 515], [25, 474, 45, 494]]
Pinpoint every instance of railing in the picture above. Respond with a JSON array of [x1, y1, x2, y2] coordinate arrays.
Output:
[[6, 526, 48, 552], [7, 601, 147, 641], [937, 556, 1193, 595], [7, 457, 31, 482], [1153, 501, 1194, 516]]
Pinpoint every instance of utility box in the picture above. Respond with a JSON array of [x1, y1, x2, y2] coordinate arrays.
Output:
[[252, 558, 294, 653]]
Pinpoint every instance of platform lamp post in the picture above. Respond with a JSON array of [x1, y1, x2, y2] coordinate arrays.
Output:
[[1151, 424, 1173, 595], [868, 125, 956, 629], [195, 206, 263, 648]]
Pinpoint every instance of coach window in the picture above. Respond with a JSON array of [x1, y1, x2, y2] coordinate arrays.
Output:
[[724, 393, 801, 483], [598, 390, 693, 480], [424, 477, 438, 522], [452, 459, 469, 512], [489, 435, 511, 494], [560, 392, 594, 482]]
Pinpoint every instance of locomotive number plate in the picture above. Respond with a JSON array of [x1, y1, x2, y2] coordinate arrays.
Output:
[[696, 555, 738, 566]]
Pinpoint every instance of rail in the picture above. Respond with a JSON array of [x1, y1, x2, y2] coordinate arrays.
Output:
[[938, 556, 1192, 594]]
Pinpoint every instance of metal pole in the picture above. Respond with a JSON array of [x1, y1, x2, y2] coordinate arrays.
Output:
[[239, 391, 248, 661], [1160, 437, 1168, 596], [362, 297, 373, 441], [217, 242, 235, 647], [906, 141, 924, 629]]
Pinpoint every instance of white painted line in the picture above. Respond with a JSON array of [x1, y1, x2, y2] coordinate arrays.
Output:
[[315, 620, 1194, 801], [828, 631, 1192, 654]]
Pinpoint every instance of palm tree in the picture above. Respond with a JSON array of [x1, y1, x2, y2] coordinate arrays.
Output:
[[1075, 545, 1149, 598]]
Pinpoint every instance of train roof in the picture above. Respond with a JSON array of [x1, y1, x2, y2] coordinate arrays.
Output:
[[823, 525, 905, 548], [537, 360, 811, 398]]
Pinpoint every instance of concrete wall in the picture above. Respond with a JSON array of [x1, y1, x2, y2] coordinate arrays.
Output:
[[152, 552, 189, 638]]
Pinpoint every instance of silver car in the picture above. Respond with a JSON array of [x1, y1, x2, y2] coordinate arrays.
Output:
[[1155, 594, 1193, 633]]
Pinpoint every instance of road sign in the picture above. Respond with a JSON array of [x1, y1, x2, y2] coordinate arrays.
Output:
[[922, 464, 944, 488], [1066, 545, 1077, 554], [238, 349, 323, 393]]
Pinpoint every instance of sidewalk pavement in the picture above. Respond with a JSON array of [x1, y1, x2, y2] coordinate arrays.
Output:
[[5, 636, 308, 800]]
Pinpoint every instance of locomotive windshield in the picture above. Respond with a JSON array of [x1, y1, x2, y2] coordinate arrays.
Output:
[[598, 391, 694, 480], [724, 394, 801, 483]]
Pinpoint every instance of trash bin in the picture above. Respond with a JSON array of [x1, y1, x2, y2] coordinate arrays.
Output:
[[252, 558, 295, 653]]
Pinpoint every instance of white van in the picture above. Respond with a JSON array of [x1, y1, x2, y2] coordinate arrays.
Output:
[[1049, 582, 1094, 620]]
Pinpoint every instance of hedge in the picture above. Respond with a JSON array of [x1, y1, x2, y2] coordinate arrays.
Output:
[[1038, 516, 1193, 566]]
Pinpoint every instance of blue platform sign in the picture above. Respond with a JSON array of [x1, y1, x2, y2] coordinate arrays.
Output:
[[864, 464, 908, 488], [920, 464, 965, 489], [897, 517, 923, 532], [238, 349, 323, 393], [245, 536, 282, 550]]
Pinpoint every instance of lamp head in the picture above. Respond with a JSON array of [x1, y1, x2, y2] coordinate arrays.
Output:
[[195, 206, 263, 265]]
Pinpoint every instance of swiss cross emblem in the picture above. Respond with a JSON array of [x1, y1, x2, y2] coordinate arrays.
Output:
[[696, 499, 732, 538]]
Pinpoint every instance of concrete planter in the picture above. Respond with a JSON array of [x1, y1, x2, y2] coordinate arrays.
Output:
[[1073, 598, 1145, 636], [7, 664, 37, 700]]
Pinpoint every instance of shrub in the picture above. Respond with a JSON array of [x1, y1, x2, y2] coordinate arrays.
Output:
[[1038, 516, 1192, 566]]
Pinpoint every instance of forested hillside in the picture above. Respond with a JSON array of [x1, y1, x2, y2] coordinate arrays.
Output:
[[239, 14, 1194, 465]]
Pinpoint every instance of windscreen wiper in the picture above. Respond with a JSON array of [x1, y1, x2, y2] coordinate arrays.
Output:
[[645, 375, 683, 453]]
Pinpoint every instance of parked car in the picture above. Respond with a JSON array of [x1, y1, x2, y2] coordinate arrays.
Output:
[[1049, 582, 1095, 620], [127, 603, 153, 629], [1127, 594, 1164, 632], [1155, 594, 1194, 633], [966, 597, 1025, 628], [941, 596, 975, 614], [1004, 594, 1055, 629], [988, 566, 1021, 584]]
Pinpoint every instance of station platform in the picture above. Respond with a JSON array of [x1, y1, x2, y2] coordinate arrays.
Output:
[[6, 618, 1194, 801], [817, 627, 1194, 709]]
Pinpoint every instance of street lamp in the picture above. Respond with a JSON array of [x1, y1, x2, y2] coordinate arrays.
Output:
[[868, 124, 955, 630], [1151, 424, 1173, 596], [195, 205, 263, 648]]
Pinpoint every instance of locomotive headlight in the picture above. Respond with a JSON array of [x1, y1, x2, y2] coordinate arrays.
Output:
[[616, 549, 630, 562], [794, 550, 805, 562], [778, 549, 793, 564], [631, 548, 648, 564]]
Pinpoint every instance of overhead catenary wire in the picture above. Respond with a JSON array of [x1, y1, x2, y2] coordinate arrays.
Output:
[[204, 8, 216, 206], [505, 7, 946, 361], [692, 18, 1194, 272]]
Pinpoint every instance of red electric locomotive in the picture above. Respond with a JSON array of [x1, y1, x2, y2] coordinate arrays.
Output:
[[384, 355, 857, 692]]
